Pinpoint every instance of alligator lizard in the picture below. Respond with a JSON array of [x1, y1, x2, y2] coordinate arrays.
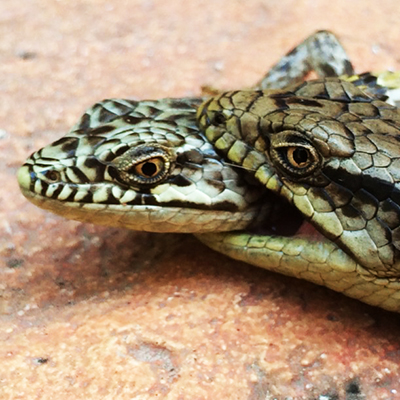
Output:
[[18, 31, 400, 311]]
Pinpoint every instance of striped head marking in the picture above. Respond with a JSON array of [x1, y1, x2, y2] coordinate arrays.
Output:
[[18, 98, 269, 233]]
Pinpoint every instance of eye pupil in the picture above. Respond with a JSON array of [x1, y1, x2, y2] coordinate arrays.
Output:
[[131, 157, 166, 181], [292, 148, 309, 165], [270, 131, 320, 179], [114, 146, 171, 186], [285, 146, 311, 169], [140, 161, 157, 177]]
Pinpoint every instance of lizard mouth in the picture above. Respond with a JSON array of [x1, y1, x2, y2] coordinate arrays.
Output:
[[249, 190, 325, 241]]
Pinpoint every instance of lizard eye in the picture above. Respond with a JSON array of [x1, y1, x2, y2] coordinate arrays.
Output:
[[131, 157, 166, 180], [285, 147, 312, 169], [111, 145, 174, 186], [269, 131, 321, 178]]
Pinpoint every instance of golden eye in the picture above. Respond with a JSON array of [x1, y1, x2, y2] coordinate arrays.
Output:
[[133, 157, 165, 178], [286, 147, 311, 168], [112, 144, 174, 186], [118, 155, 170, 185], [269, 130, 321, 180]]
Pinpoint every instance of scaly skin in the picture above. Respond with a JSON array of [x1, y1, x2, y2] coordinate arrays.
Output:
[[197, 78, 400, 312], [18, 31, 400, 311], [17, 97, 270, 233]]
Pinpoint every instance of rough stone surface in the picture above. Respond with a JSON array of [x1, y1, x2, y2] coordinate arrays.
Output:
[[2, 1, 400, 399]]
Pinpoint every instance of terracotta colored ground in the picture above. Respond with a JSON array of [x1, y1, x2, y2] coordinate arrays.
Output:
[[2, 1, 400, 399]]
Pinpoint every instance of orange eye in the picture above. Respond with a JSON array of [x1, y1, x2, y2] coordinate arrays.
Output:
[[286, 147, 311, 168], [133, 157, 165, 178], [112, 144, 174, 186], [269, 130, 321, 179]]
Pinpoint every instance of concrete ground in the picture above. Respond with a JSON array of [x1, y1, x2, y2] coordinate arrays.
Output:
[[2, 0, 400, 399]]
